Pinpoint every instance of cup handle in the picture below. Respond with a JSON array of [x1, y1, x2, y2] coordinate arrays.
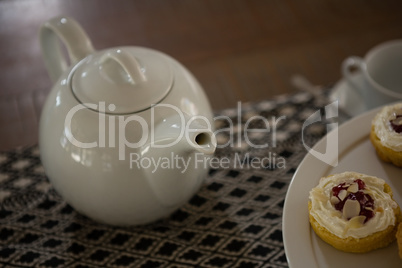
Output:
[[341, 56, 365, 96], [39, 16, 95, 83]]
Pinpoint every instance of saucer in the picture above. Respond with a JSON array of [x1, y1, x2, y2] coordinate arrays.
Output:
[[329, 72, 367, 117]]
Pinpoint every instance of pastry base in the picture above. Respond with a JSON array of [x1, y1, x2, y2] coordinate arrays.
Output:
[[397, 223, 402, 259], [308, 183, 401, 253], [370, 125, 402, 167]]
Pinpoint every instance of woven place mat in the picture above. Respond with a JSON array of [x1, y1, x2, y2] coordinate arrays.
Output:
[[0, 91, 336, 268]]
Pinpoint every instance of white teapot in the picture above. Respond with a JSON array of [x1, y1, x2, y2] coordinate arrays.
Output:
[[38, 16, 216, 226]]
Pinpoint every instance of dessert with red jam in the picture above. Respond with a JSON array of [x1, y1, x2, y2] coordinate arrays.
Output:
[[390, 114, 402, 133], [371, 103, 402, 167], [330, 179, 374, 223], [308, 172, 401, 253]]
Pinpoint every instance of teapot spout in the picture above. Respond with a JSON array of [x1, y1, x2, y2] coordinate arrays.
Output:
[[186, 128, 216, 156], [141, 114, 216, 207], [149, 113, 216, 156], [167, 114, 216, 157]]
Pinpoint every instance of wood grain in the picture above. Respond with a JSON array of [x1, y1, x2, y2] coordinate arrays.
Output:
[[1, 0, 402, 149]]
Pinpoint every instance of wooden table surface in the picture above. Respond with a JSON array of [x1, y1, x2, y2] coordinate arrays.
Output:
[[1, 0, 402, 150]]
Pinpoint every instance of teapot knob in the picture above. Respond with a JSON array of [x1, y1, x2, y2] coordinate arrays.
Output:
[[100, 49, 146, 85], [40, 16, 94, 83]]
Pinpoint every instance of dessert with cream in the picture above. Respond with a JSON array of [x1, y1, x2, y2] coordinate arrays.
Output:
[[370, 103, 402, 167], [308, 172, 401, 253]]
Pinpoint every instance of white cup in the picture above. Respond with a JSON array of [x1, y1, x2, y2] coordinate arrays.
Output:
[[342, 39, 402, 110]]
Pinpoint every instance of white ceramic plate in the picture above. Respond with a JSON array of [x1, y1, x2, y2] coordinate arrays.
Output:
[[283, 107, 402, 268]]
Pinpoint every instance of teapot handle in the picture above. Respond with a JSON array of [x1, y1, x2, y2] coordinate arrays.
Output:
[[39, 16, 94, 83]]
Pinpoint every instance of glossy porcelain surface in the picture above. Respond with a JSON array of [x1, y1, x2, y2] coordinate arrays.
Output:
[[342, 39, 402, 110], [39, 16, 216, 225]]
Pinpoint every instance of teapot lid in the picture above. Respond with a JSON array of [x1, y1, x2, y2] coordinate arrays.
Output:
[[71, 47, 173, 114]]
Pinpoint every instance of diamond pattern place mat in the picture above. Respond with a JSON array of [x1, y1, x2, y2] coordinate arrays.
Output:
[[0, 91, 337, 267]]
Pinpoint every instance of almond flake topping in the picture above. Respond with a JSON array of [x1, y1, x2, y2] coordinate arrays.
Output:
[[343, 199, 361, 219], [330, 196, 340, 205], [347, 215, 366, 229], [347, 183, 358, 193], [338, 189, 347, 201]]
